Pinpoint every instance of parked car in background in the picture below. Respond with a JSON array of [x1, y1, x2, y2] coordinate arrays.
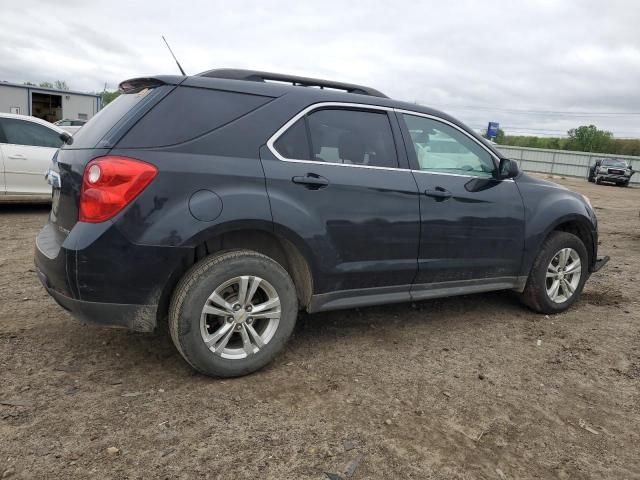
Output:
[[54, 118, 87, 134], [588, 158, 634, 186], [0, 113, 64, 202], [35, 69, 608, 378]]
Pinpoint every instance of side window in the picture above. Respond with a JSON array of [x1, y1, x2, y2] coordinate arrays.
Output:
[[402, 114, 495, 177], [273, 108, 398, 168], [0, 118, 63, 148], [307, 109, 398, 168], [274, 119, 311, 160]]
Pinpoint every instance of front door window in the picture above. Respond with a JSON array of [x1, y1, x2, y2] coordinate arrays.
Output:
[[403, 114, 495, 177]]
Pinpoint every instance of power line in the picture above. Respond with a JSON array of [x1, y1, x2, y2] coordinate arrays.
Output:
[[429, 103, 640, 117]]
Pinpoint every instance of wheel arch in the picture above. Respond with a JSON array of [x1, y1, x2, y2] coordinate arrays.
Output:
[[550, 216, 595, 264], [523, 213, 596, 280], [156, 223, 316, 327]]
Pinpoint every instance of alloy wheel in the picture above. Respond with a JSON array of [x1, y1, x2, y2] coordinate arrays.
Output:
[[200, 276, 281, 359], [545, 248, 582, 303]]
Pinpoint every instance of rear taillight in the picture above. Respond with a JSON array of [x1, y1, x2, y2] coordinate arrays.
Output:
[[79, 156, 157, 223]]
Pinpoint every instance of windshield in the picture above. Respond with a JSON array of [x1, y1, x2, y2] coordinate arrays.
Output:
[[602, 159, 627, 167]]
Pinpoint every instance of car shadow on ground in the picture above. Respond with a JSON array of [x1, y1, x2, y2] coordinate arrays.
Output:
[[293, 290, 526, 338], [52, 289, 529, 380], [0, 203, 51, 215]]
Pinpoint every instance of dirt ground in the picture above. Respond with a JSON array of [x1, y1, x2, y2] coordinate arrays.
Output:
[[1, 176, 639, 480]]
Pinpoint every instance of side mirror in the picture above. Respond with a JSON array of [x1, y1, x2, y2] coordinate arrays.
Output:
[[59, 131, 73, 146], [497, 158, 519, 179]]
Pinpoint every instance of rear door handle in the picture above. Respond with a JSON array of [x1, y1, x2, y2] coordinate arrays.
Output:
[[425, 187, 452, 200], [292, 174, 329, 189], [8, 154, 26, 160]]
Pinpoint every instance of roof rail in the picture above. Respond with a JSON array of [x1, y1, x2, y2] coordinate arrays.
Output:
[[196, 68, 388, 98]]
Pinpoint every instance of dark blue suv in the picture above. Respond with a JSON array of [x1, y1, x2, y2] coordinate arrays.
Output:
[[35, 69, 608, 377]]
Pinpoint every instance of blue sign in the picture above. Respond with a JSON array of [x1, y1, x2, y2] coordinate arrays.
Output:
[[487, 122, 500, 139]]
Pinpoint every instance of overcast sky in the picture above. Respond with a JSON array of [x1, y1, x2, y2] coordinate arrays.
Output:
[[1, 0, 639, 137]]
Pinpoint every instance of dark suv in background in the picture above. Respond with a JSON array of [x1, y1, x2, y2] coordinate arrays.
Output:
[[35, 69, 608, 377]]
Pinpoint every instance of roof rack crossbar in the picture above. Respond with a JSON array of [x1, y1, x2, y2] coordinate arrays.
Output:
[[196, 68, 388, 98]]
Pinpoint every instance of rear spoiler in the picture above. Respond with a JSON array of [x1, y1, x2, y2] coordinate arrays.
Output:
[[118, 75, 185, 94]]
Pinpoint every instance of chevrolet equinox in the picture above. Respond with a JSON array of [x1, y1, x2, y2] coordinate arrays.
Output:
[[35, 69, 609, 377]]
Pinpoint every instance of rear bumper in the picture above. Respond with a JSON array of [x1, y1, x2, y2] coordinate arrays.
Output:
[[35, 262, 157, 332], [34, 220, 191, 333]]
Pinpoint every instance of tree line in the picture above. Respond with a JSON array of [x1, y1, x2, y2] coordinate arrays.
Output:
[[488, 125, 640, 157]]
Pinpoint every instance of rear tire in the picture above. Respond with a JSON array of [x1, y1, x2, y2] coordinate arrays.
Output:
[[518, 231, 588, 314], [169, 250, 298, 377]]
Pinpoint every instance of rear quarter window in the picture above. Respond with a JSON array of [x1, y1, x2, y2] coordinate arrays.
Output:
[[116, 87, 273, 148]]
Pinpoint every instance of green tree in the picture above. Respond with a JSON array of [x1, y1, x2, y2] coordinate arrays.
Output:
[[545, 138, 561, 149], [101, 90, 121, 106], [566, 125, 613, 153], [54, 80, 69, 90], [38, 81, 53, 88]]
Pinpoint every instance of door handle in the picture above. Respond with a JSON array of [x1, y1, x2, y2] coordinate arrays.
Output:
[[8, 154, 26, 160], [292, 174, 329, 189], [425, 187, 452, 200]]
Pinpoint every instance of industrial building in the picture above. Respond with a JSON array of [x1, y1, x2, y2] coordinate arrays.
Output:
[[0, 82, 101, 123]]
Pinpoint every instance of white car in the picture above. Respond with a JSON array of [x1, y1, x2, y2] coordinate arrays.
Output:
[[0, 113, 64, 202], [54, 118, 87, 134]]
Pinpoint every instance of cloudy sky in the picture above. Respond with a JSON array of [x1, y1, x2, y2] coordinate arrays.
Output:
[[1, 0, 639, 137]]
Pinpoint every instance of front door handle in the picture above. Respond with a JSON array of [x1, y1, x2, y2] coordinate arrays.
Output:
[[8, 154, 26, 160], [292, 174, 329, 189], [425, 187, 452, 201]]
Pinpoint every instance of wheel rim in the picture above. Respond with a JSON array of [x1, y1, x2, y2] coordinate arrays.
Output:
[[545, 248, 582, 304], [200, 276, 281, 360]]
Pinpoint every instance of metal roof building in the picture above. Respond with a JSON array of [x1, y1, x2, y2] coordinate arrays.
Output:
[[0, 81, 101, 123]]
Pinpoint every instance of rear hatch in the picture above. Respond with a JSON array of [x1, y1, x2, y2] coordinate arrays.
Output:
[[49, 79, 176, 234]]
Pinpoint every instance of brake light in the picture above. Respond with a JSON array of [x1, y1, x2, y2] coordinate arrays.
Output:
[[79, 156, 157, 223]]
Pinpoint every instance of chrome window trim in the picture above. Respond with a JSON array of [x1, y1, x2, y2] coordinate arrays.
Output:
[[265, 102, 405, 172], [265, 101, 510, 180], [411, 169, 496, 180]]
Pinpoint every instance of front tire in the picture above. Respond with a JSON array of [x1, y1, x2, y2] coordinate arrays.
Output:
[[169, 250, 298, 377], [518, 231, 588, 314]]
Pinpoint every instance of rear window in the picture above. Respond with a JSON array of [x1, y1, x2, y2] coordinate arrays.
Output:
[[68, 86, 170, 149], [116, 87, 272, 148]]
